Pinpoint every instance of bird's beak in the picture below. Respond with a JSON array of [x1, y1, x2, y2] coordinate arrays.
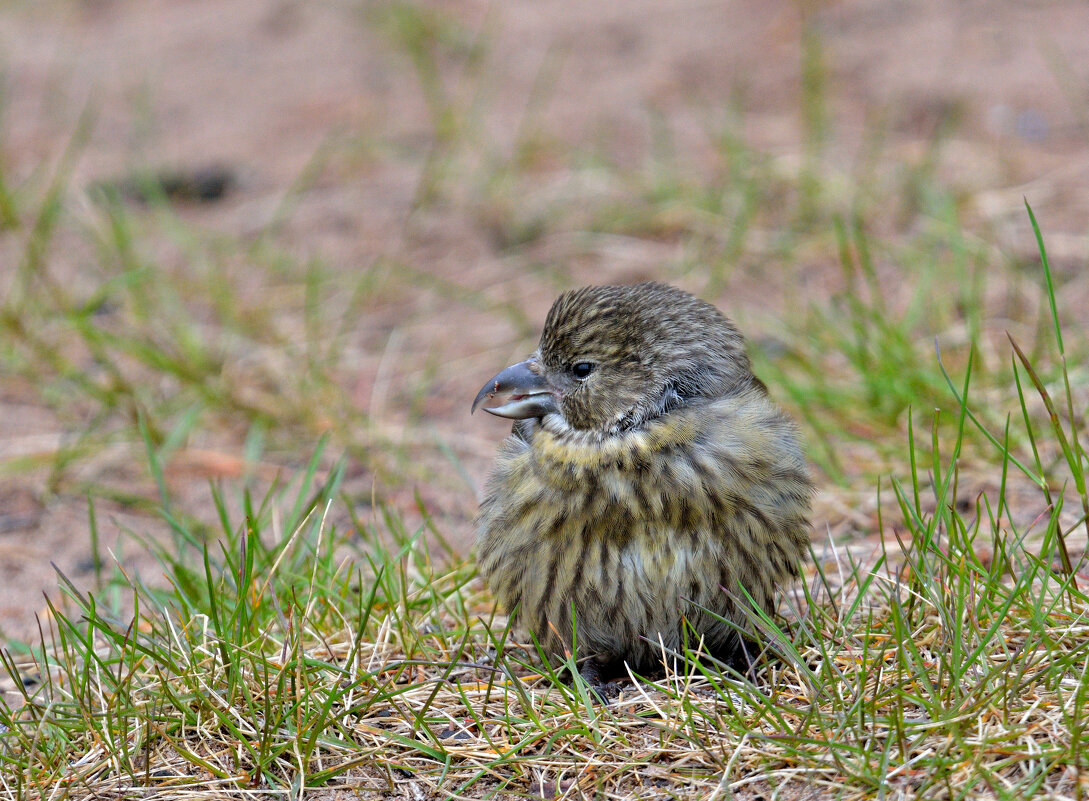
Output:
[[471, 358, 559, 419]]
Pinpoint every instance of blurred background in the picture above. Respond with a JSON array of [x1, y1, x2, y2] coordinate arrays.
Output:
[[1, 0, 1088, 642]]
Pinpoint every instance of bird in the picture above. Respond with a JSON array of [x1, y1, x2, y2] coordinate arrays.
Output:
[[471, 282, 812, 690]]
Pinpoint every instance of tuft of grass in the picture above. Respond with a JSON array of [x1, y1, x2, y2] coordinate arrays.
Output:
[[0, 127, 403, 508]]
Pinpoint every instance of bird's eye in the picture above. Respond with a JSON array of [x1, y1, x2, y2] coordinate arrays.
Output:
[[571, 362, 595, 379]]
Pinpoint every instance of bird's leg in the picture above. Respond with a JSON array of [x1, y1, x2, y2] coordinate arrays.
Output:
[[577, 658, 624, 702], [713, 633, 760, 681]]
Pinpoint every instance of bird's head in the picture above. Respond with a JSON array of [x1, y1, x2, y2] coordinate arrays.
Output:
[[472, 282, 760, 434]]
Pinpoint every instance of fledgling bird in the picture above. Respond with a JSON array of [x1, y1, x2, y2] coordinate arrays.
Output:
[[472, 282, 812, 685]]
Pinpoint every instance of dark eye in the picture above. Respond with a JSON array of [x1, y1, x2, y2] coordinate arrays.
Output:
[[571, 362, 595, 379]]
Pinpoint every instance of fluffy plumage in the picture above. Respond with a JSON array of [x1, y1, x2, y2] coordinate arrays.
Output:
[[472, 282, 812, 679]]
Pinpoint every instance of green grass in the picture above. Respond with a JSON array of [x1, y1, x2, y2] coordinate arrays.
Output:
[[3, 7, 1089, 799]]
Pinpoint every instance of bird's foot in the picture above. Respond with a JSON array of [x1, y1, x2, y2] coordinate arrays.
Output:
[[577, 659, 625, 703], [711, 634, 762, 681]]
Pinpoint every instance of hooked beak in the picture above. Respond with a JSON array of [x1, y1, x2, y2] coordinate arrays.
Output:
[[471, 358, 559, 419]]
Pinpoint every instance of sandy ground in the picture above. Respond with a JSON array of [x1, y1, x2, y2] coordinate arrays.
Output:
[[2, 0, 1089, 643]]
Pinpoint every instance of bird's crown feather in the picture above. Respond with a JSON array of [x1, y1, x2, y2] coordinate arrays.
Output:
[[537, 282, 760, 433]]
